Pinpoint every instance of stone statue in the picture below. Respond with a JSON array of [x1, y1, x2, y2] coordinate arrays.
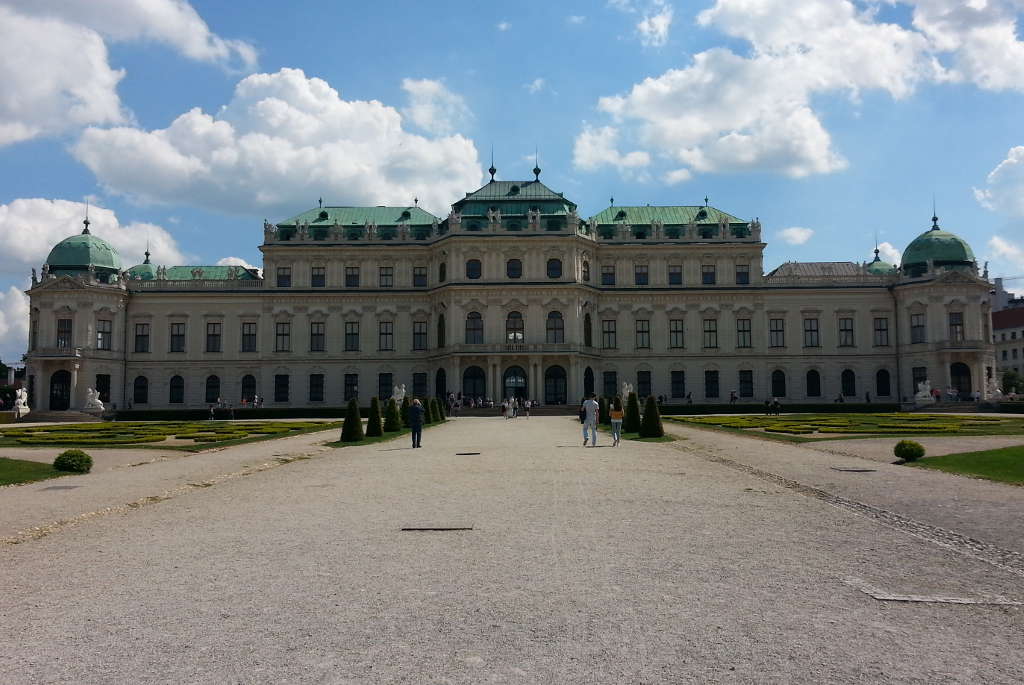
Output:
[[84, 387, 104, 412], [448, 210, 461, 227], [622, 381, 634, 398], [527, 208, 541, 229], [264, 221, 276, 242], [392, 384, 407, 402], [297, 223, 308, 241], [914, 379, 935, 404], [986, 375, 1002, 400], [87, 264, 96, 281], [13, 387, 29, 419], [31, 268, 37, 286]]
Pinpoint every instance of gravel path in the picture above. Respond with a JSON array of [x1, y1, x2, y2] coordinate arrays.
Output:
[[811, 435, 1024, 463], [2, 417, 1022, 684]]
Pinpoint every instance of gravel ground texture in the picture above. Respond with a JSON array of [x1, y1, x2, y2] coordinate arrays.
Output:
[[1, 416, 1022, 684], [811, 435, 1024, 463]]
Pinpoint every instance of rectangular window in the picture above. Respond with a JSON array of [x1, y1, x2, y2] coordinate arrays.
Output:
[[669, 319, 684, 349], [309, 374, 325, 402], [635, 319, 650, 349], [205, 322, 222, 352], [96, 319, 112, 350], [634, 264, 649, 286], [241, 322, 257, 352], [601, 264, 615, 285], [701, 264, 716, 285], [739, 370, 753, 397], [310, 321, 325, 352], [735, 264, 750, 285], [378, 321, 394, 351], [95, 374, 111, 403], [704, 370, 720, 399], [379, 266, 393, 287], [769, 318, 785, 348], [413, 266, 427, 287], [276, 266, 291, 288], [56, 318, 72, 349], [668, 264, 682, 285], [344, 322, 359, 351], [378, 373, 392, 401], [602, 319, 617, 349], [1003, 350, 1009, 360], [275, 322, 291, 352], [873, 317, 889, 346], [169, 322, 186, 352], [838, 317, 855, 347], [1014, 349, 1019, 360], [413, 372, 428, 397], [702, 319, 718, 348], [134, 323, 150, 353], [637, 370, 651, 398], [912, 366, 928, 391], [345, 266, 360, 287], [948, 312, 964, 342], [736, 319, 752, 348], [910, 313, 926, 343], [671, 371, 685, 398], [344, 373, 359, 401], [274, 374, 289, 403], [413, 321, 427, 351], [603, 371, 618, 398], [803, 318, 819, 347], [310, 266, 326, 287]]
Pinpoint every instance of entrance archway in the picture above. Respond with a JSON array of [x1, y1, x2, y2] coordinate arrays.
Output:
[[544, 365, 568, 405], [583, 367, 594, 396], [503, 365, 528, 401], [950, 362, 971, 399], [435, 368, 447, 398], [49, 370, 71, 410], [462, 366, 486, 399]]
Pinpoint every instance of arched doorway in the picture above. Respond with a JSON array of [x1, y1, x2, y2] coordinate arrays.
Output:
[[806, 370, 821, 397], [462, 366, 486, 399], [841, 369, 856, 397], [875, 369, 891, 397], [950, 362, 971, 399], [241, 374, 256, 403], [544, 366, 567, 405], [771, 370, 786, 397], [49, 369, 71, 410], [435, 368, 447, 398], [583, 367, 595, 396], [503, 365, 528, 401]]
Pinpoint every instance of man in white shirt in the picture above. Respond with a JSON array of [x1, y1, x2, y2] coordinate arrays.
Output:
[[582, 394, 600, 447]]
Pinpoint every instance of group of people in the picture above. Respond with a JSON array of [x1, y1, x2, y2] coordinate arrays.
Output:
[[501, 397, 533, 419], [579, 394, 626, 447]]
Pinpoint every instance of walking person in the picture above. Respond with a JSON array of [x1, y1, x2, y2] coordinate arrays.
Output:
[[582, 393, 600, 447], [408, 398, 425, 448], [610, 396, 624, 446]]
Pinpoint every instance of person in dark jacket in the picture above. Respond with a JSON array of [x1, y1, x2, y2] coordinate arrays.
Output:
[[408, 398, 426, 448]]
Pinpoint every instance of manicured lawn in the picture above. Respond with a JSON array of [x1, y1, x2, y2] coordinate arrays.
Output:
[[596, 424, 678, 443], [0, 457, 67, 486], [908, 445, 1024, 485], [665, 413, 1024, 442], [325, 428, 412, 448], [0, 421, 342, 451]]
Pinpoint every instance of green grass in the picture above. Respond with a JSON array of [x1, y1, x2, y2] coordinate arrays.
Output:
[[908, 445, 1024, 485], [324, 428, 412, 448], [597, 424, 678, 443], [0, 457, 67, 486]]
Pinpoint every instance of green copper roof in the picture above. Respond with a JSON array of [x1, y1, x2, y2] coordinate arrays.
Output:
[[865, 251, 894, 275], [902, 224, 975, 268], [458, 180, 574, 205], [46, 231, 122, 271], [589, 205, 745, 225], [127, 262, 157, 280], [126, 265, 258, 281], [278, 206, 437, 227]]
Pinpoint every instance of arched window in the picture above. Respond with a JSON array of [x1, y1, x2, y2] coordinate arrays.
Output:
[[439, 262, 447, 282], [584, 367, 595, 396], [547, 258, 562, 278], [806, 370, 821, 397], [466, 259, 481, 279], [169, 375, 184, 404], [841, 369, 856, 397], [506, 311, 524, 344], [771, 370, 786, 398], [205, 375, 220, 404], [582, 261, 590, 282], [506, 259, 522, 279], [437, 314, 446, 348], [133, 376, 148, 404], [584, 313, 593, 347], [546, 311, 564, 343], [241, 374, 257, 403], [463, 366, 486, 398], [544, 366, 568, 404], [876, 369, 891, 397], [465, 312, 483, 344]]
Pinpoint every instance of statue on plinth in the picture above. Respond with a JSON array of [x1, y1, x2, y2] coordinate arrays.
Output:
[[84, 387, 104, 412], [914, 379, 935, 404], [622, 381, 634, 398], [392, 384, 406, 402], [13, 387, 30, 419]]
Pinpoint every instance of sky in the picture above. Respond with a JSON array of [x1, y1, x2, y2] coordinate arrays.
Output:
[[1, 0, 1024, 364]]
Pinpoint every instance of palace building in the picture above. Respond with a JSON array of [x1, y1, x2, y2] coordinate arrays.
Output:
[[25, 166, 996, 412]]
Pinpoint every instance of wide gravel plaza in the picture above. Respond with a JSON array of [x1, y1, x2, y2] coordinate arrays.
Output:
[[2, 416, 1023, 684]]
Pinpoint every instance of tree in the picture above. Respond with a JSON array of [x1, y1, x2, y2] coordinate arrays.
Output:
[[383, 398, 402, 432], [340, 398, 364, 442], [639, 395, 664, 438], [365, 397, 383, 437], [623, 392, 642, 433], [599, 396, 610, 425], [1002, 369, 1023, 395], [401, 395, 411, 427]]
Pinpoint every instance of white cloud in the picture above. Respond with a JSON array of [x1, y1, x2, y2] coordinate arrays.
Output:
[[637, 2, 673, 47], [567, 15, 586, 25], [401, 78, 472, 136], [216, 256, 258, 271], [525, 78, 546, 94], [778, 227, 814, 245], [0, 284, 30, 366], [877, 241, 902, 265], [988, 236, 1024, 271], [975, 146, 1024, 217], [72, 68, 483, 218], [497, 21, 511, 31], [663, 168, 693, 185], [572, 125, 651, 174]]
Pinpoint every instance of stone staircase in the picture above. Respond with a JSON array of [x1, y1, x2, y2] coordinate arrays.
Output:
[[16, 410, 105, 423], [910, 401, 983, 414], [452, 405, 577, 417]]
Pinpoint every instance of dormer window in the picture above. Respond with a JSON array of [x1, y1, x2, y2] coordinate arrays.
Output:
[[615, 210, 627, 221], [509, 185, 520, 195], [400, 210, 411, 220], [318, 210, 328, 220]]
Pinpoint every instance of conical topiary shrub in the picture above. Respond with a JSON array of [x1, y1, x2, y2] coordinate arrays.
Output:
[[623, 392, 642, 434], [436, 397, 447, 421], [429, 398, 440, 424], [340, 398, 364, 443], [424, 398, 436, 424], [639, 394, 664, 438], [401, 395, 411, 428], [365, 397, 383, 437], [383, 398, 401, 432], [599, 396, 610, 425]]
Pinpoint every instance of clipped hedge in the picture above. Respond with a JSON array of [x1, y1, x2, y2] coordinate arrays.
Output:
[[365, 398, 383, 438], [894, 440, 925, 461], [53, 449, 92, 473]]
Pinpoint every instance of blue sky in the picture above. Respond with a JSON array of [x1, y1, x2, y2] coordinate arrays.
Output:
[[1, 0, 1024, 362]]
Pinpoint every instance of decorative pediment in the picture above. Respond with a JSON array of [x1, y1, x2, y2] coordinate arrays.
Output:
[[934, 269, 981, 285]]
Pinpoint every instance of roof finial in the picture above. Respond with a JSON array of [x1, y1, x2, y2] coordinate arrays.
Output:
[[318, 197, 323, 208], [533, 145, 541, 181], [609, 196, 614, 206], [144, 235, 151, 264], [931, 194, 939, 230], [488, 145, 496, 181], [82, 200, 91, 235], [414, 196, 419, 206], [704, 195, 709, 207]]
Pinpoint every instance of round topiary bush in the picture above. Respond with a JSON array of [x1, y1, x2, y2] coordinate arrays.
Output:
[[53, 448, 92, 473], [894, 439, 925, 462]]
